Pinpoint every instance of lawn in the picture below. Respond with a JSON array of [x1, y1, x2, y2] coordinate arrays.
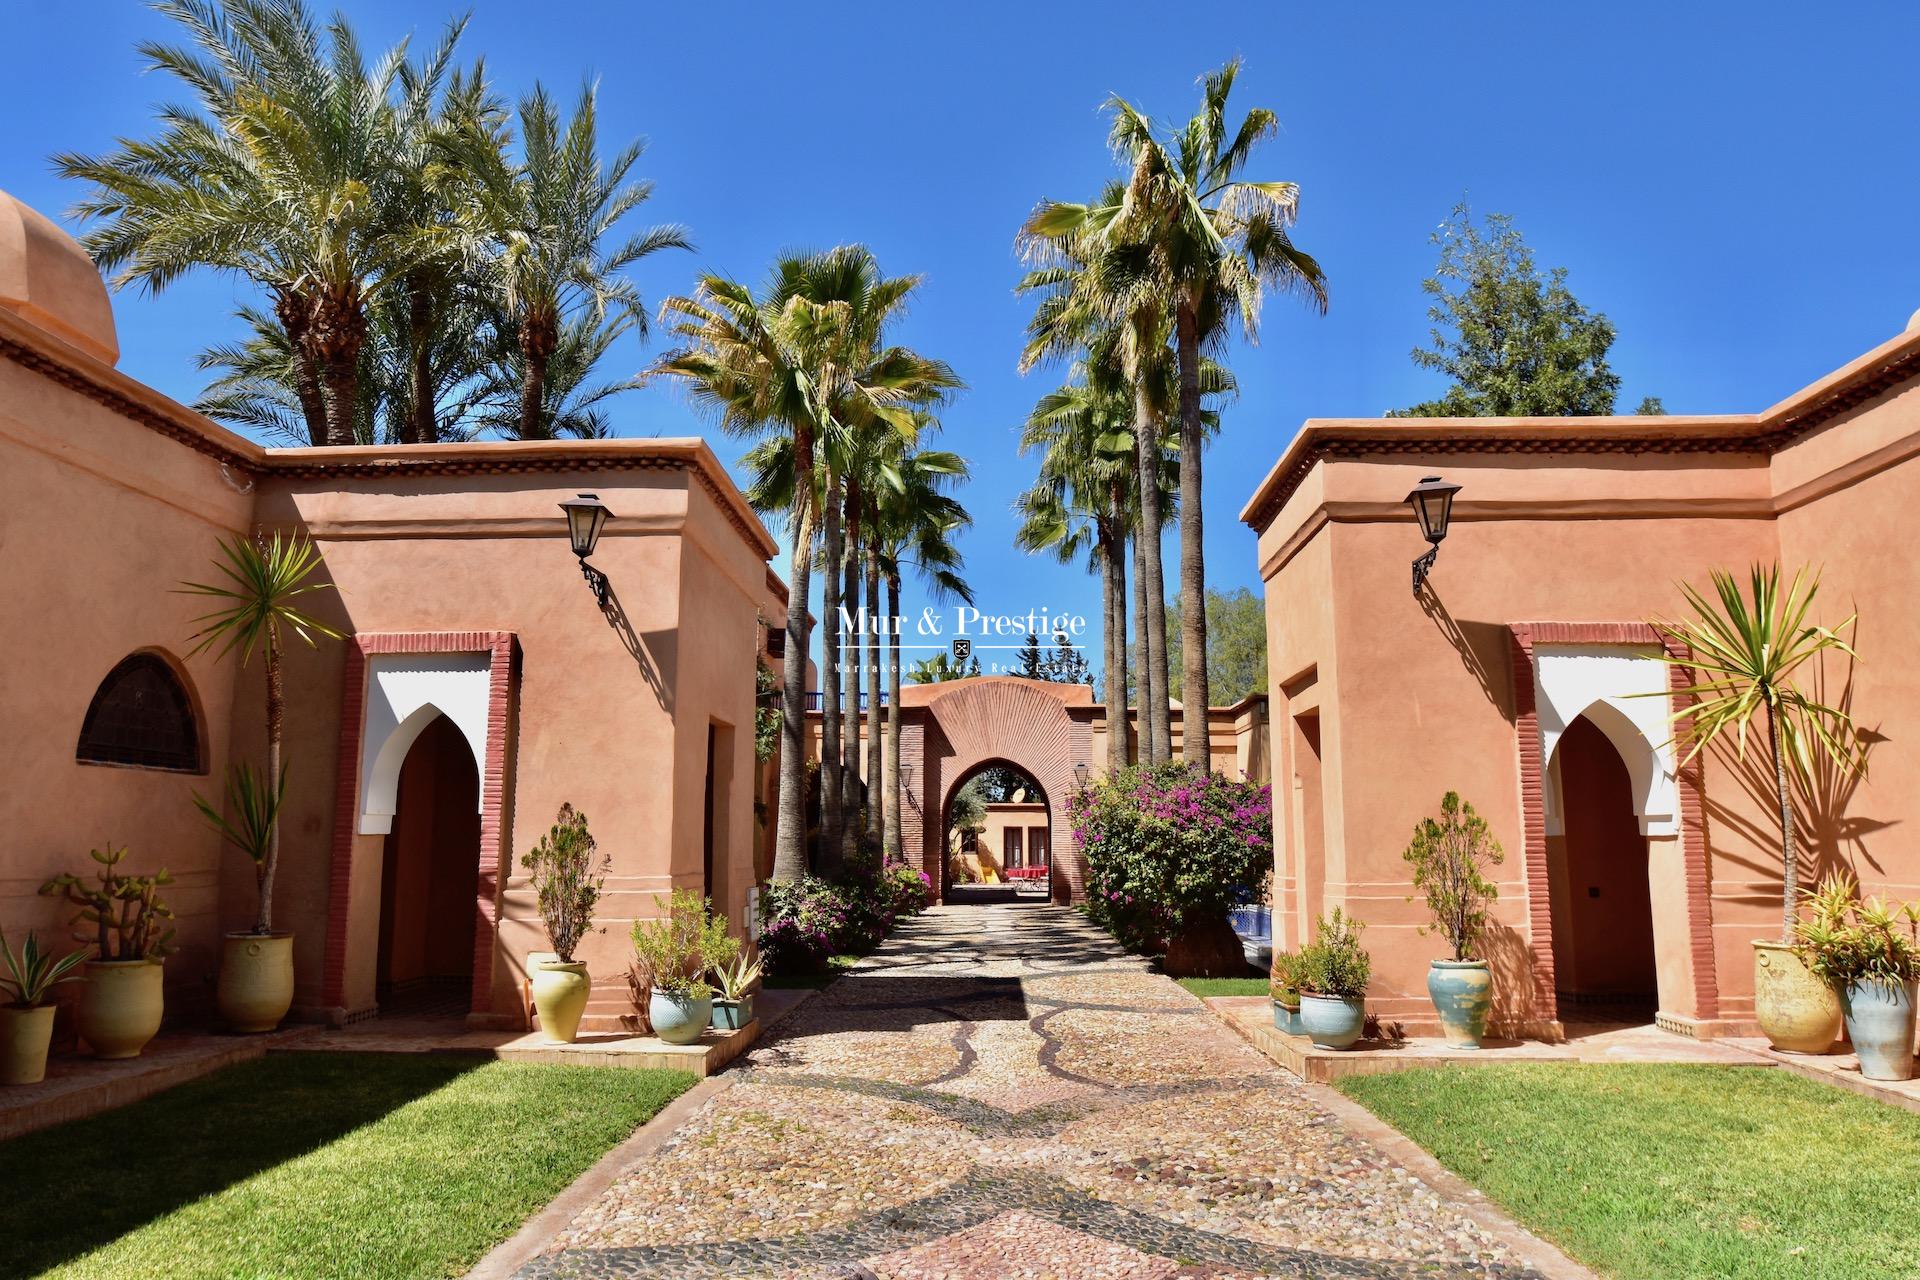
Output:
[[1337, 1063, 1920, 1279], [1175, 976, 1268, 997], [1, 1052, 693, 1280]]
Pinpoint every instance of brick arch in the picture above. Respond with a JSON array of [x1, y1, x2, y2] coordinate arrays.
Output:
[[897, 677, 1094, 903]]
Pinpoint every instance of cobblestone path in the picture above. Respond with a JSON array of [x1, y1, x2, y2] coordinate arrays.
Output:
[[517, 904, 1541, 1280]]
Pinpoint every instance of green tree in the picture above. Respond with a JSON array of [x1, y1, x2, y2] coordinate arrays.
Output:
[[1394, 203, 1620, 417], [908, 652, 980, 683], [1636, 396, 1667, 415], [1162, 587, 1268, 705]]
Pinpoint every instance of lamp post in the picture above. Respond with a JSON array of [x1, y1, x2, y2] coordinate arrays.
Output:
[[559, 493, 613, 606], [1404, 475, 1462, 596]]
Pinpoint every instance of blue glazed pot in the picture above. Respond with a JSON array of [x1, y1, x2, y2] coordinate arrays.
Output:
[[710, 996, 755, 1031], [649, 990, 713, 1045], [1427, 960, 1492, 1049], [1299, 993, 1365, 1050], [1843, 978, 1917, 1082], [1271, 1000, 1303, 1036]]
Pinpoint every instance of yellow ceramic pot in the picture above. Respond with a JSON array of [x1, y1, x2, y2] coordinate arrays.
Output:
[[217, 933, 295, 1033], [531, 960, 591, 1043], [1754, 940, 1842, 1054], [81, 959, 164, 1060], [1, 1005, 57, 1085]]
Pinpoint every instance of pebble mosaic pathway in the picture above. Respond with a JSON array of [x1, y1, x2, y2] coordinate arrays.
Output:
[[517, 904, 1542, 1280]]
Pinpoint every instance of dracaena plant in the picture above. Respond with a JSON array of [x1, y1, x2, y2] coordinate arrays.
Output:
[[181, 531, 341, 935], [1650, 564, 1862, 940], [0, 930, 90, 1008], [40, 844, 176, 962]]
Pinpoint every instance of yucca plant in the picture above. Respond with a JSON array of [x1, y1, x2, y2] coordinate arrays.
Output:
[[0, 930, 90, 1008], [1650, 565, 1861, 939], [710, 951, 764, 1003], [182, 531, 342, 934]]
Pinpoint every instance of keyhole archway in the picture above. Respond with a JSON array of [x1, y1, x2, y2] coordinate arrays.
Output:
[[940, 759, 1053, 898]]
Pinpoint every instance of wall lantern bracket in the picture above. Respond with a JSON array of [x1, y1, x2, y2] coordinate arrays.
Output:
[[1404, 475, 1461, 597], [559, 492, 614, 608]]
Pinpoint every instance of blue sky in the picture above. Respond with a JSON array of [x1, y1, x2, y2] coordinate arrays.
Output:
[[7, 2, 1919, 675]]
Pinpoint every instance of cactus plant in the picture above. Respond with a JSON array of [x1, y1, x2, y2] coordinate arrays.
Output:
[[39, 844, 176, 961]]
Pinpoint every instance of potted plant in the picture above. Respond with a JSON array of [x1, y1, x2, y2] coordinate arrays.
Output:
[[183, 531, 341, 1033], [1269, 952, 1303, 1035], [522, 804, 609, 1043], [1650, 565, 1859, 1054], [1403, 791, 1503, 1048], [1798, 873, 1919, 1082], [0, 930, 89, 1085], [710, 952, 763, 1031], [1297, 909, 1371, 1050], [631, 889, 736, 1045], [40, 845, 175, 1059]]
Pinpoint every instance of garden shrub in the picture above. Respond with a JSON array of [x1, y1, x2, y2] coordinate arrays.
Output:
[[1070, 762, 1273, 952], [757, 876, 852, 975]]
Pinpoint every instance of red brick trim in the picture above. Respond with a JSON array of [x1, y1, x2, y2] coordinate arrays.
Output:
[[1508, 622, 1719, 1025], [322, 631, 517, 1016]]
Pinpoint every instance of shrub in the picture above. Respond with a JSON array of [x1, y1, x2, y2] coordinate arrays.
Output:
[[758, 876, 854, 975], [1269, 952, 1303, 1008], [1797, 872, 1920, 989], [1298, 909, 1371, 1000], [521, 804, 609, 963], [630, 889, 737, 998], [1070, 762, 1273, 952], [1402, 791, 1503, 961]]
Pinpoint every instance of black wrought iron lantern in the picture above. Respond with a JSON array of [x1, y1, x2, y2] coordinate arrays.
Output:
[[1404, 474, 1461, 595], [559, 492, 613, 605]]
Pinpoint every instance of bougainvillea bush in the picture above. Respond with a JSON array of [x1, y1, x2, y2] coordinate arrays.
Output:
[[1070, 762, 1274, 952], [757, 876, 853, 974]]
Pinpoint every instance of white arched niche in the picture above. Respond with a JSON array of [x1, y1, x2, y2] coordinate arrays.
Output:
[[1534, 644, 1678, 837], [358, 652, 490, 834]]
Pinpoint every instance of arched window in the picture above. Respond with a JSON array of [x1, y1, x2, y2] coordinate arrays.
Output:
[[76, 653, 202, 773]]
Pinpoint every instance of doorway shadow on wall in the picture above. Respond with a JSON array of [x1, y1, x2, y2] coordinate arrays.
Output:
[[1481, 921, 1537, 1035], [599, 584, 672, 712], [1419, 588, 1515, 718], [1692, 648, 1894, 892]]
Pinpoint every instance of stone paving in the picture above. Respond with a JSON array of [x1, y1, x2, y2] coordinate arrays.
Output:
[[516, 904, 1543, 1280]]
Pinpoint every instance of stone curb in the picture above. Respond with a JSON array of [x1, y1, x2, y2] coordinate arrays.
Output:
[[1305, 1082, 1601, 1280]]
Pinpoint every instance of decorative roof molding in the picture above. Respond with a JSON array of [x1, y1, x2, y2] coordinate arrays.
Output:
[[1240, 326, 1920, 534]]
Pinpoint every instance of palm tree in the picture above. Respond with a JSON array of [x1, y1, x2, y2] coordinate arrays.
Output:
[[1650, 565, 1862, 939], [447, 81, 688, 439], [472, 312, 644, 439], [181, 533, 342, 934], [58, 0, 437, 447], [907, 652, 979, 684]]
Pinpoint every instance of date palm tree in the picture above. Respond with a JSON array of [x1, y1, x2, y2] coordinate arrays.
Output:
[[1651, 565, 1862, 938], [182, 533, 342, 934], [446, 80, 688, 439], [1103, 59, 1327, 762], [57, 0, 434, 446]]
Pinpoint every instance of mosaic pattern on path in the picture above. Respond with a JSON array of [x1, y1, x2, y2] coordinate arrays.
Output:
[[519, 905, 1542, 1280]]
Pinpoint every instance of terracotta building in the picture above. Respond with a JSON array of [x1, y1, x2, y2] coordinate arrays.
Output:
[[1244, 312, 1920, 1040], [0, 192, 784, 1032]]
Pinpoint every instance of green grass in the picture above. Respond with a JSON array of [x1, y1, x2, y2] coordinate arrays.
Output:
[[763, 953, 860, 989], [1337, 1063, 1920, 1279], [1, 1052, 694, 1280], [1175, 976, 1269, 997]]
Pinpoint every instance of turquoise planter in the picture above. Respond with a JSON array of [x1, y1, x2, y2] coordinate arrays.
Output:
[[1843, 978, 1917, 1082], [710, 996, 755, 1031], [1299, 993, 1365, 1050], [1271, 1000, 1303, 1036], [1427, 959, 1492, 1049], [649, 990, 713, 1045]]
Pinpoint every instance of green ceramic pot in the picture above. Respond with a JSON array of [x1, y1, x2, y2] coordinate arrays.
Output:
[[1427, 959, 1492, 1049]]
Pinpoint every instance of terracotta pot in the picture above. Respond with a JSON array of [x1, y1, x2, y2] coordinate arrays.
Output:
[[1, 1005, 57, 1085], [531, 960, 591, 1043], [1753, 940, 1842, 1054], [1427, 959, 1492, 1049], [218, 933, 295, 1033], [80, 959, 164, 1059]]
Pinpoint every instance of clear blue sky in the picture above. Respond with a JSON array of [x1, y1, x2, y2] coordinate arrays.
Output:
[[7, 2, 1919, 674]]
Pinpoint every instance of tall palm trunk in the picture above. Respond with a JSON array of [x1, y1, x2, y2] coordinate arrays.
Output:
[[1131, 518, 1152, 766], [258, 625, 284, 934], [819, 475, 846, 871], [1174, 302, 1209, 767], [273, 288, 328, 445], [406, 276, 438, 444], [864, 542, 884, 843], [1100, 521, 1128, 778], [311, 289, 368, 448], [772, 444, 818, 884], [840, 485, 863, 862], [884, 571, 906, 864], [518, 304, 559, 439], [1132, 374, 1171, 764]]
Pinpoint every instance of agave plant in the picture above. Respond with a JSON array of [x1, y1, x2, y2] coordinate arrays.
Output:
[[0, 930, 90, 1008], [710, 951, 764, 1003], [1650, 564, 1862, 939]]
